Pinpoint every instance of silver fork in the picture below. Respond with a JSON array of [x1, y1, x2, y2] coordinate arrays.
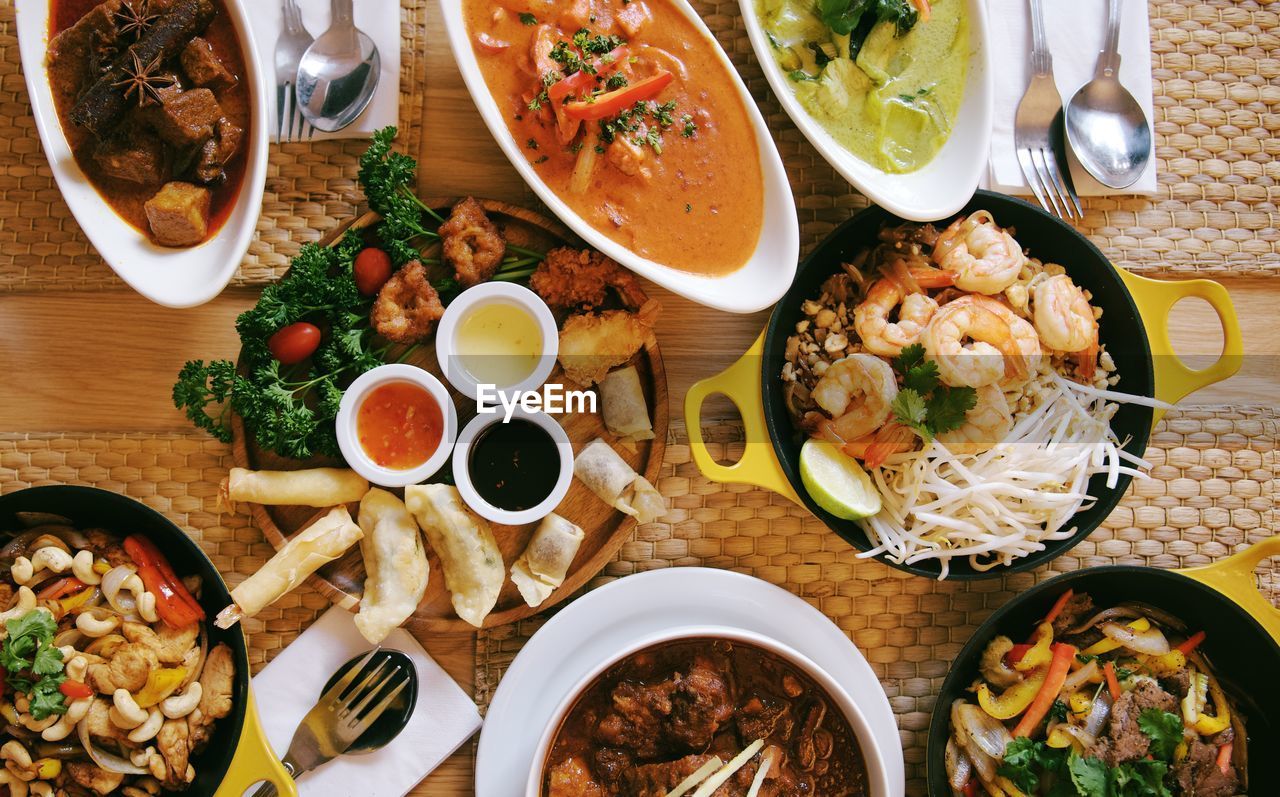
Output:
[[275, 0, 315, 142], [250, 649, 411, 796], [1014, 0, 1083, 221]]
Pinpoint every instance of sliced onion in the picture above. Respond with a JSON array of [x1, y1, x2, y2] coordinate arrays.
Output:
[[180, 624, 209, 690], [101, 565, 137, 614], [1062, 660, 1099, 694], [84, 633, 126, 658], [1064, 606, 1144, 635], [955, 702, 1014, 760], [1100, 621, 1170, 655], [951, 702, 998, 785], [1049, 720, 1097, 749], [53, 628, 85, 649], [15, 512, 73, 528], [77, 717, 149, 775], [569, 130, 599, 195], [945, 736, 974, 791], [1083, 690, 1114, 737]]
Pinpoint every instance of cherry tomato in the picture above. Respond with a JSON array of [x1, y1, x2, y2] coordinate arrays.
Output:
[[268, 322, 321, 365], [353, 247, 393, 296]]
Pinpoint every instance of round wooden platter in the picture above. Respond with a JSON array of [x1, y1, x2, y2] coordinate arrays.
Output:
[[231, 198, 668, 632]]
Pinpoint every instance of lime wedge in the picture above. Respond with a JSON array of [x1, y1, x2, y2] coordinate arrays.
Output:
[[799, 438, 882, 520]]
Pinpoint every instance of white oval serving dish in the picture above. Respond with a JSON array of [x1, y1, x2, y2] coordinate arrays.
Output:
[[738, 0, 994, 221], [14, 0, 269, 308], [440, 0, 800, 315]]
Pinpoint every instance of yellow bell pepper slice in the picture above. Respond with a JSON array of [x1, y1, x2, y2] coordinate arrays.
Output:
[[59, 585, 97, 614], [35, 758, 62, 779], [1015, 623, 1054, 672], [1046, 726, 1078, 750], [1068, 690, 1092, 718], [133, 666, 187, 708], [1081, 617, 1150, 657], [996, 776, 1029, 797], [978, 666, 1049, 720], [1193, 675, 1231, 735], [1141, 649, 1187, 676]]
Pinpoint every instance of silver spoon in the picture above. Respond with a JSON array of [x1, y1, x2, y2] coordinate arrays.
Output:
[[1064, 0, 1152, 188], [295, 0, 381, 133]]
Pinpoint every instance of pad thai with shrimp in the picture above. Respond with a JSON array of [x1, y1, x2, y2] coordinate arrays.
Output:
[[781, 211, 1166, 577]]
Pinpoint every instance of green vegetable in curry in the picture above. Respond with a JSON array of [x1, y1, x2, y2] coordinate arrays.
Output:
[[759, 0, 969, 172]]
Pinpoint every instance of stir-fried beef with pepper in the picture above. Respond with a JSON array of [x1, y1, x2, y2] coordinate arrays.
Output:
[[545, 638, 870, 796], [0, 514, 233, 794], [947, 590, 1246, 797]]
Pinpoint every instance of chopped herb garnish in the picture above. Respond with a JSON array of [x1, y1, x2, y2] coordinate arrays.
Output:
[[605, 73, 629, 90], [518, 12, 537, 25], [889, 343, 977, 439], [681, 114, 697, 137], [684, 203, 692, 213], [525, 138, 539, 150]]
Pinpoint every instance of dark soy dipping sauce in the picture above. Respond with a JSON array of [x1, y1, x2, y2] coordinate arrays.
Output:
[[468, 419, 560, 511]]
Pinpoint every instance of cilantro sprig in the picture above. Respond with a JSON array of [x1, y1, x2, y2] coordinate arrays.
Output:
[[1, 610, 67, 721], [889, 344, 976, 440], [998, 724, 1179, 797]]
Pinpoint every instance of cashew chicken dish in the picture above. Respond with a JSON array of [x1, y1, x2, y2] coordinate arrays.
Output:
[[0, 514, 233, 795], [946, 591, 1246, 797], [781, 211, 1157, 577], [544, 637, 870, 796]]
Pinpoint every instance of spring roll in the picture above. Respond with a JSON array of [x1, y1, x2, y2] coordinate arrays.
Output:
[[215, 506, 363, 629], [600, 366, 654, 452], [354, 489, 429, 644], [219, 467, 369, 509], [404, 484, 503, 628], [574, 438, 665, 524], [510, 513, 584, 608]]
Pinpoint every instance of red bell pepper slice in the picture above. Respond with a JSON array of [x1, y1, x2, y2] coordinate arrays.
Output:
[[563, 71, 673, 121], [124, 535, 205, 628], [1012, 642, 1078, 738], [59, 680, 94, 699], [1175, 630, 1206, 655], [1004, 643, 1034, 668], [547, 46, 630, 102], [36, 576, 86, 601]]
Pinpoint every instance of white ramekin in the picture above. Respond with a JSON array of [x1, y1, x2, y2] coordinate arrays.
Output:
[[524, 626, 895, 797], [434, 283, 559, 401], [452, 408, 573, 526], [336, 364, 457, 488]]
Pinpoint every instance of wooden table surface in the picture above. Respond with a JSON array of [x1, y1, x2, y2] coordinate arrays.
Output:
[[1, 2, 1277, 794]]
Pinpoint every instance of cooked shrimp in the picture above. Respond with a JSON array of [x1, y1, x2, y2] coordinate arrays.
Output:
[[922, 295, 1042, 388], [936, 384, 1013, 456], [854, 278, 940, 357], [932, 211, 1025, 295], [1033, 274, 1099, 378], [811, 354, 899, 442]]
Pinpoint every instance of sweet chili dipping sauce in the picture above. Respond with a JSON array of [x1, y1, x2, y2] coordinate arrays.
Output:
[[356, 382, 444, 470]]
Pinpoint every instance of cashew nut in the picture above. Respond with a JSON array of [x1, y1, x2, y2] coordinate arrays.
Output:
[[110, 689, 148, 729], [0, 588, 37, 624], [1, 740, 35, 781], [0, 771, 28, 797], [129, 746, 155, 769], [147, 752, 166, 782], [41, 697, 91, 742], [14, 548, 74, 587], [29, 783, 51, 797], [127, 708, 164, 744], [18, 713, 56, 733], [76, 611, 120, 638], [71, 550, 102, 586], [10, 558, 32, 586], [137, 590, 159, 624], [160, 682, 202, 719], [64, 653, 88, 683]]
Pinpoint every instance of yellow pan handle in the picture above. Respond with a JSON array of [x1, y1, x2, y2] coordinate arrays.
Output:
[[1177, 535, 1280, 647], [683, 332, 800, 504], [214, 690, 296, 797], [1117, 269, 1242, 425]]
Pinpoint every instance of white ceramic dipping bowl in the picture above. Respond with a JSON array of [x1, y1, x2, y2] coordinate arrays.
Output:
[[336, 364, 457, 488], [453, 407, 574, 526], [524, 625, 895, 797], [435, 283, 559, 402]]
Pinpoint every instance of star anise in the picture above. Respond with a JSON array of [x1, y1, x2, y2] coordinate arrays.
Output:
[[114, 0, 158, 41], [113, 49, 174, 108]]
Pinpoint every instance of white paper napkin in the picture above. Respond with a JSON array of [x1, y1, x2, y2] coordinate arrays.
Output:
[[986, 0, 1157, 196], [253, 607, 482, 796], [246, 0, 401, 141]]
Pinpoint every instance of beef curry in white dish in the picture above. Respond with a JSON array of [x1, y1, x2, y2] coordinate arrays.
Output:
[[47, 0, 250, 247]]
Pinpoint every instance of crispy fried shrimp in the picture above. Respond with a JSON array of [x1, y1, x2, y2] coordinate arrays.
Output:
[[439, 196, 506, 287], [854, 278, 941, 357], [557, 300, 659, 386], [936, 384, 1013, 455], [932, 211, 1025, 295], [811, 354, 899, 443], [923, 295, 1042, 388], [1032, 274, 1099, 378], [371, 261, 445, 344], [530, 247, 649, 311]]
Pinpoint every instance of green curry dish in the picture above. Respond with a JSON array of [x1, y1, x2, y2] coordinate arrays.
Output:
[[759, 0, 968, 173]]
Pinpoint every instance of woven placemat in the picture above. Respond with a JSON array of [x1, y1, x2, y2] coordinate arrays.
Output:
[[474, 407, 1278, 797], [0, 0, 1276, 291], [0, 432, 332, 673], [0, 0, 431, 291]]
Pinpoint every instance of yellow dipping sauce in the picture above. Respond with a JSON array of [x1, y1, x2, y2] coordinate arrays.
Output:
[[456, 302, 543, 386], [759, 0, 969, 173]]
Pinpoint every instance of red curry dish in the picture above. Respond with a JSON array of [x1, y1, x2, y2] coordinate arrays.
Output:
[[463, 0, 764, 277], [47, 0, 251, 247], [544, 638, 871, 796]]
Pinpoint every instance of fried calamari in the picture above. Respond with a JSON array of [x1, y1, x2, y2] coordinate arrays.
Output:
[[530, 246, 648, 311], [372, 261, 445, 343], [439, 196, 506, 287]]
